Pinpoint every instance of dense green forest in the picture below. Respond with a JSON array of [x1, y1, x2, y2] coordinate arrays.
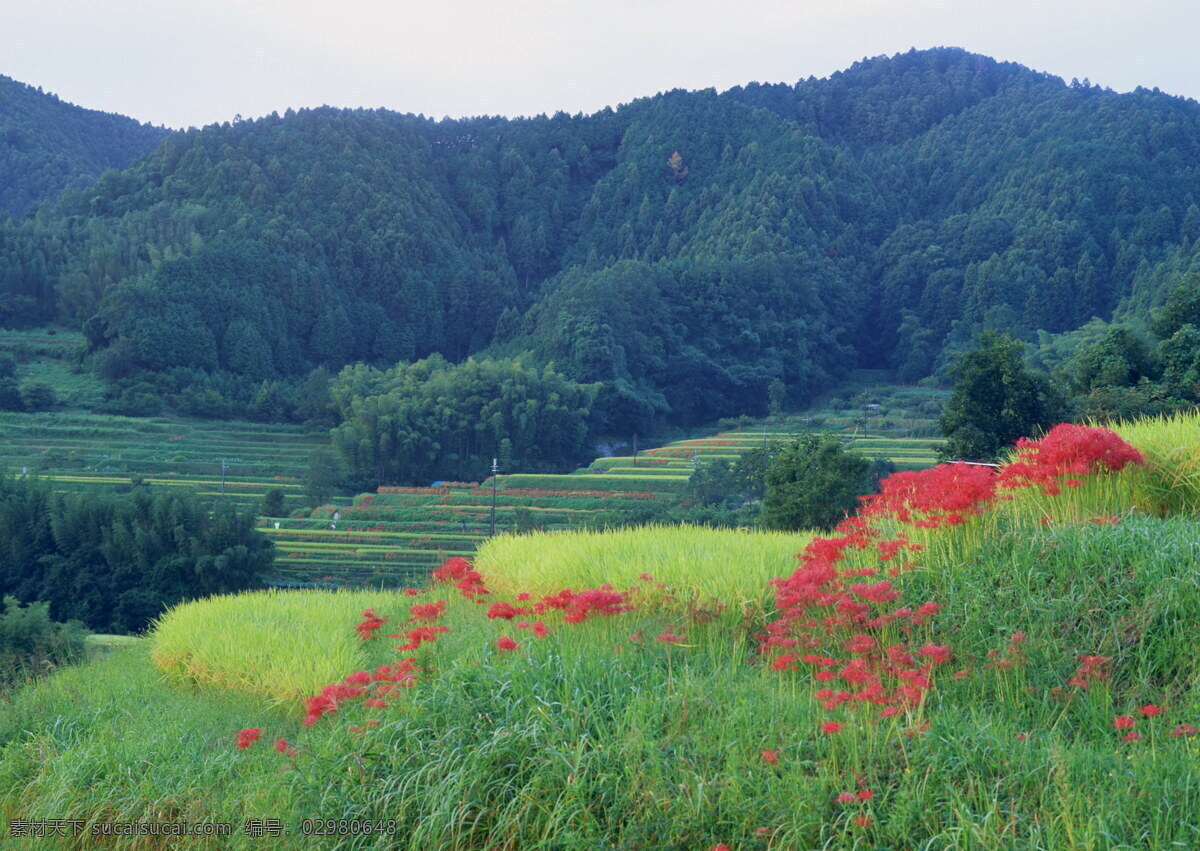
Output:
[[0, 75, 166, 219], [2, 48, 1200, 438], [0, 476, 270, 633]]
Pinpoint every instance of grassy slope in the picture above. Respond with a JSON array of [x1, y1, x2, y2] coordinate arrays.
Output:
[[4, 508, 1200, 847]]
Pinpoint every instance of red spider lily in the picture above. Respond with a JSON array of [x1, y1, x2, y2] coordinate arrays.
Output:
[[235, 728, 262, 749], [531, 621, 551, 639], [1141, 704, 1166, 717], [860, 462, 997, 528], [395, 625, 450, 651], [761, 749, 779, 765], [853, 815, 872, 828], [656, 629, 686, 643], [355, 608, 386, 641], [408, 600, 447, 621], [1094, 514, 1120, 525], [344, 670, 371, 686], [821, 721, 843, 735], [835, 792, 858, 804], [273, 737, 296, 757], [487, 601, 532, 620], [1113, 715, 1136, 730], [772, 653, 799, 671], [1068, 654, 1111, 689], [496, 636, 519, 651], [997, 424, 1144, 495], [712, 845, 731, 851], [1172, 724, 1198, 737], [857, 788, 874, 800], [919, 643, 953, 665], [1122, 731, 1143, 742], [1016, 732, 1028, 740]]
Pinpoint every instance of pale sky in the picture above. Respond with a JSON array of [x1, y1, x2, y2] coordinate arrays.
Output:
[[4, 0, 1199, 129]]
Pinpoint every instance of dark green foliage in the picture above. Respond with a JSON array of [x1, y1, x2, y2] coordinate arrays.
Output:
[[760, 434, 872, 531], [0, 476, 270, 633], [5, 50, 1200, 430], [0, 75, 167, 219], [303, 449, 343, 507], [1070, 327, 1160, 395], [0, 596, 89, 689], [1150, 280, 1200, 341], [17, 379, 55, 411], [261, 489, 286, 518], [939, 331, 1065, 461], [328, 355, 595, 487]]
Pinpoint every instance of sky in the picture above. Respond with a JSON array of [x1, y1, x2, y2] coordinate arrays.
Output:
[[4, 0, 1200, 129]]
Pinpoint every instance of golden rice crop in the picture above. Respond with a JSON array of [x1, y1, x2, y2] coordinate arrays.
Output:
[[150, 588, 407, 705], [474, 524, 814, 605]]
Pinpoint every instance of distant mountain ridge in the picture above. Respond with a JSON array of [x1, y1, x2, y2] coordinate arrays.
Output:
[[2, 48, 1198, 428], [0, 75, 168, 217]]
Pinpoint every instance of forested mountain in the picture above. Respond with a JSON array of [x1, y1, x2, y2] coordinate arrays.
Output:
[[2, 48, 1200, 433], [0, 75, 168, 218]]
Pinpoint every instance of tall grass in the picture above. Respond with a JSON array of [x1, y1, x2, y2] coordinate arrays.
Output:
[[1113, 410, 1200, 516]]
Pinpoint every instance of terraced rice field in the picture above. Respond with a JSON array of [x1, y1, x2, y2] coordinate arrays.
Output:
[[0, 412, 323, 512], [1, 369, 946, 589]]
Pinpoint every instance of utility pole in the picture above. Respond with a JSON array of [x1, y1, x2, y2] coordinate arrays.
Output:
[[489, 457, 499, 536]]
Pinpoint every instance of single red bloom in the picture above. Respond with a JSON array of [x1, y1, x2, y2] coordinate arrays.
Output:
[[1113, 715, 1136, 730], [835, 792, 858, 804], [821, 721, 842, 735], [235, 728, 262, 749], [496, 636, 519, 652], [1016, 732, 1028, 740], [532, 621, 551, 639], [857, 788, 873, 800], [1122, 731, 1142, 742], [761, 748, 779, 765], [711, 845, 731, 851], [1171, 723, 1197, 737], [853, 815, 872, 829], [1141, 704, 1166, 717]]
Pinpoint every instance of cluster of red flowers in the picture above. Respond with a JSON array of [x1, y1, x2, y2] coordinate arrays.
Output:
[[759, 424, 1149, 741], [1113, 705, 1177, 742], [860, 462, 997, 529], [303, 658, 421, 726], [431, 556, 490, 598], [997, 423, 1145, 495]]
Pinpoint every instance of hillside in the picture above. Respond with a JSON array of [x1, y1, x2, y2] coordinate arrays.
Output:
[[2, 415, 1198, 847], [0, 75, 168, 218], [3, 48, 1200, 431]]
